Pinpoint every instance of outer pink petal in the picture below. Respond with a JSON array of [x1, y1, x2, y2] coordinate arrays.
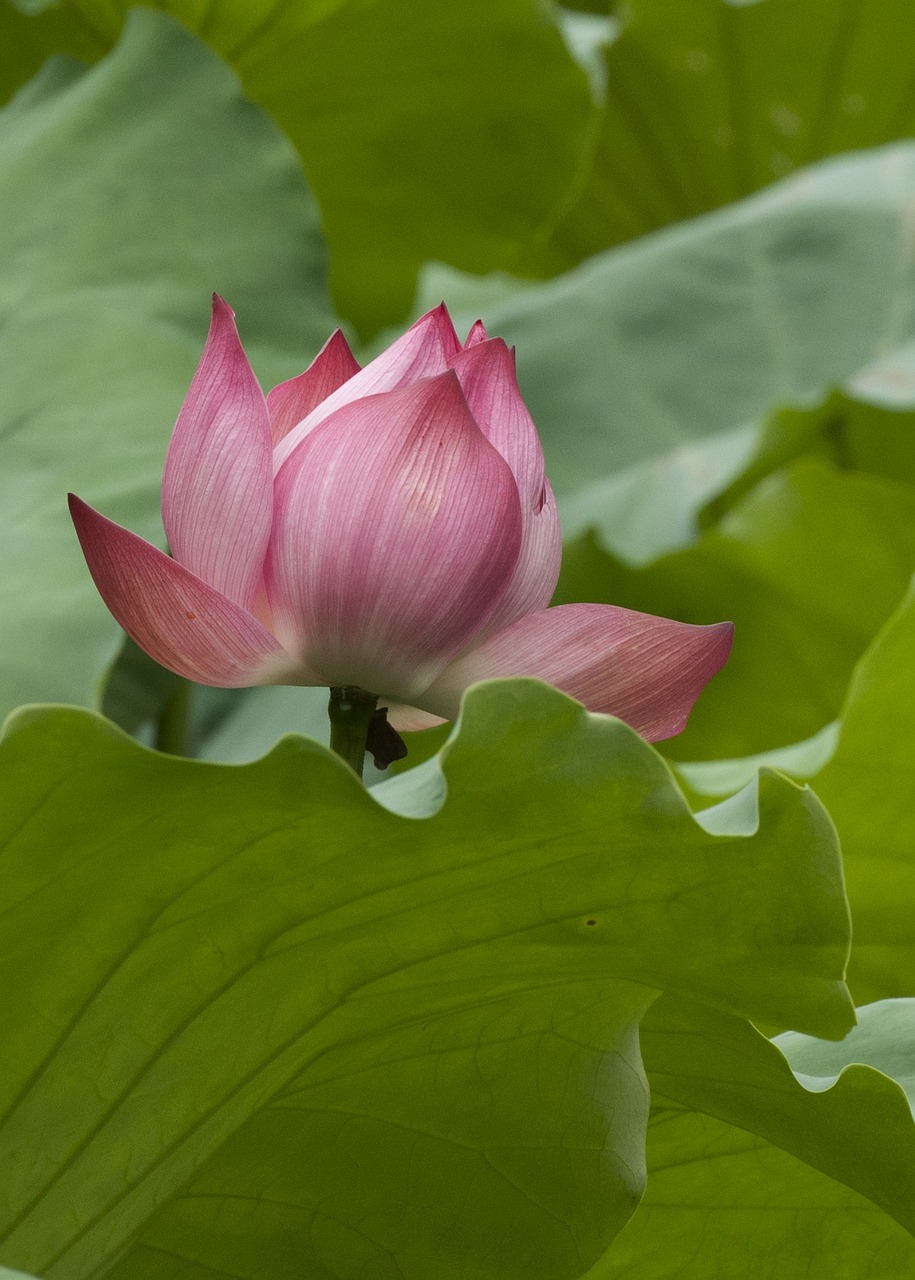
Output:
[[266, 329, 360, 446], [162, 296, 273, 611], [272, 303, 461, 473], [69, 496, 307, 688], [414, 602, 735, 742], [473, 477, 562, 640], [450, 337, 562, 635], [265, 371, 523, 701]]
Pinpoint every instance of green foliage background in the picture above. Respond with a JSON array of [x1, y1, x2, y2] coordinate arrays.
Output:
[[2, 2, 915, 1276]]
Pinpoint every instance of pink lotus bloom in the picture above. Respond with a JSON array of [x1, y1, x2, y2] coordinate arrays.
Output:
[[70, 298, 732, 742]]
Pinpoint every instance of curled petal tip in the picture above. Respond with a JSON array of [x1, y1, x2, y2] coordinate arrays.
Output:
[[69, 494, 297, 688], [414, 604, 735, 743], [414, 301, 448, 325], [327, 327, 356, 355], [211, 293, 234, 319], [703, 621, 735, 678], [715, 620, 735, 653]]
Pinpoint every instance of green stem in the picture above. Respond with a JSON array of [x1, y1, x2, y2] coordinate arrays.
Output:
[[328, 686, 379, 779], [155, 678, 190, 756]]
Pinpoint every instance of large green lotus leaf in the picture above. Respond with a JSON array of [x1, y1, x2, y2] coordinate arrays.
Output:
[[414, 144, 915, 536], [556, 457, 915, 759], [812, 588, 915, 1002], [673, 580, 915, 1004], [0, 681, 851, 1278], [531, 0, 915, 274], [0, 8, 336, 721], [7, 0, 592, 335], [583, 998, 915, 1278]]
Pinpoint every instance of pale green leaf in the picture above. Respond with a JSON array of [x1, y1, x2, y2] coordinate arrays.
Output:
[[0, 681, 851, 1278], [672, 578, 915, 1005], [416, 146, 915, 550], [802, 583, 915, 1003], [777, 999, 915, 1105], [0, 9, 336, 722]]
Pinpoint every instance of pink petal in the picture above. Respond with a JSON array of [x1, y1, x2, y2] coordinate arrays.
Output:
[[473, 477, 562, 639], [463, 319, 488, 348], [272, 303, 461, 473], [414, 602, 735, 742], [450, 338, 544, 506], [69, 495, 305, 688], [265, 371, 523, 701], [266, 329, 360, 446], [162, 296, 273, 611], [450, 337, 562, 635], [382, 703, 447, 733]]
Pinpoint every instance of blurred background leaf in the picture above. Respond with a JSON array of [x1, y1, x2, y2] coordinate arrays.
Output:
[[14, 0, 915, 335], [533, 0, 915, 274], [0, 9, 336, 729], [2, 0, 595, 335], [423, 145, 915, 535], [0, 0, 98, 103]]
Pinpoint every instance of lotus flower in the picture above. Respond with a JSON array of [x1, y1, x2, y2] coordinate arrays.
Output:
[[69, 298, 732, 745]]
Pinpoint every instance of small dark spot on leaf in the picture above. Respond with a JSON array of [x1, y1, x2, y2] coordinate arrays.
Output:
[[586, 919, 597, 927]]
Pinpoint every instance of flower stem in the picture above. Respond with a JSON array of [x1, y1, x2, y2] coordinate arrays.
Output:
[[328, 686, 379, 779], [155, 677, 190, 756]]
